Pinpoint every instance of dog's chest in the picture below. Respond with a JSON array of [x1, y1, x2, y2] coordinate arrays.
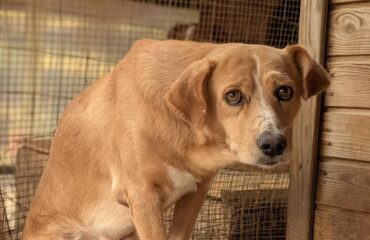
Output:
[[164, 166, 198, 208]]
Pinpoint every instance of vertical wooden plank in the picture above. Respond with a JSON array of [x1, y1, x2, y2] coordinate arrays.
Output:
[[286, 1, 329, 240]]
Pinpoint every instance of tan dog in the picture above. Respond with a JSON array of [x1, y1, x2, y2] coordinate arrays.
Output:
[[23, 40, 329, 240]]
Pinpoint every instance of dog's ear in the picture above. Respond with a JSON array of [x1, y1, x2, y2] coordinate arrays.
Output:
[[166, 58, 215, 128], [285, 45, 330, 100]]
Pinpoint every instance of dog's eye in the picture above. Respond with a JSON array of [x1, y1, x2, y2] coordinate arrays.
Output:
[[224, 90, 245, 106], [276, 86, 293, 101]]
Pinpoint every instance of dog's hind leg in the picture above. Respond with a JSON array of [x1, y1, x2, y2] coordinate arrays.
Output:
[[23, 215, 101, 240], [23, 226, 102, 240]]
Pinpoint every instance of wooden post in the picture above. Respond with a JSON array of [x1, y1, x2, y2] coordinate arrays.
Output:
[[286, 1, 329, 240]]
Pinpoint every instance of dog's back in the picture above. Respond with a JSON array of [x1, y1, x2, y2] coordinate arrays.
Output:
[[22, 40, 216, 239]]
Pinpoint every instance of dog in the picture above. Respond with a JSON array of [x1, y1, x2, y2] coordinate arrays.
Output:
[[23, 40, 330, 240]]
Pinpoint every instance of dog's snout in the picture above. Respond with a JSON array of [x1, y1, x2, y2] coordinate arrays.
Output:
[[257, 132, 287, 157]]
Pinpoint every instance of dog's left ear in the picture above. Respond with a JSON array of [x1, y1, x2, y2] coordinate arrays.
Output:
[[285, 45, 330, 100], [166, 58, 215, 128]]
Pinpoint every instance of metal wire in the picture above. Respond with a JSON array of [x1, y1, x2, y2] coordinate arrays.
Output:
[[0, 0, 300, 239]]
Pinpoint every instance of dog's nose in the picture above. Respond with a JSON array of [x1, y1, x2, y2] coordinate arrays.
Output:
[[257, 132, 287, 157]]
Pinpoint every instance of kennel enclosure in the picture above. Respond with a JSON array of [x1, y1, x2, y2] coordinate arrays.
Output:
[[2, 0, 369, 240], [0, 1, 300, 239]]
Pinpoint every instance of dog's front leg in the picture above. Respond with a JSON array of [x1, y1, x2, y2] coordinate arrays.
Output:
[[128, 189, 166, 240], [169, 176, 214, 240]]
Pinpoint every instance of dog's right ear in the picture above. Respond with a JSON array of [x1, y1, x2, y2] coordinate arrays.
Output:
[[166, 58, 215, 128], [285, 45, 330, 100]]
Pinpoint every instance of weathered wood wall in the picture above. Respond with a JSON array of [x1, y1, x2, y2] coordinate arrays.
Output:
[[286, 1, 328, 240], [314, 0, 370, 239]]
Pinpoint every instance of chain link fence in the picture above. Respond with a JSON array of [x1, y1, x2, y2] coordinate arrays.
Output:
[[0, 0, 300, 239]]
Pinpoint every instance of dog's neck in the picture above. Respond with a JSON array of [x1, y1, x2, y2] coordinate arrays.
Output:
[[140, 113, 236, 178]]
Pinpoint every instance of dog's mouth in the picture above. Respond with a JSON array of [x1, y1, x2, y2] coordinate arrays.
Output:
[[257, 156, 284, 168]]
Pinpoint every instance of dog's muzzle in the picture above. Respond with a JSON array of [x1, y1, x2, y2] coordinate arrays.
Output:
[[256, 131, 287, 164]]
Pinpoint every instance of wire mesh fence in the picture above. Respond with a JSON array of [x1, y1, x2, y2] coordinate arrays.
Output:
[[0, 0, 300, 239]]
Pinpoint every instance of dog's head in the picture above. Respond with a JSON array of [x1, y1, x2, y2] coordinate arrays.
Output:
[[166, 44, 330, 168]]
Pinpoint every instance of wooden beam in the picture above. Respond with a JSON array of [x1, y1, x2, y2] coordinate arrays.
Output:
[[325, 56, 370, 109], [314, 204, 370, 239], [327, 3, 370, 56], [321, 109, 370, 162], [331, 0, 369, 4], [316, 158, 370, 213], [286, 1, 329, 240]]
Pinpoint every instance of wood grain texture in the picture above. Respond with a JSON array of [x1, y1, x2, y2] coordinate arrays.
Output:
[[316, 158, 370, 213], [327, 3, 370, 56], [286, 1, 329, 240], [325, 56, 370, 108], [331, 0, 369, 4], [321, 109, 370, 162], [314, 205, 370, 240]]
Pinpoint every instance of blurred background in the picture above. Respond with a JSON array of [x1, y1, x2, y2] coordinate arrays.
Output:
[[0, 0, 300, 239]]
